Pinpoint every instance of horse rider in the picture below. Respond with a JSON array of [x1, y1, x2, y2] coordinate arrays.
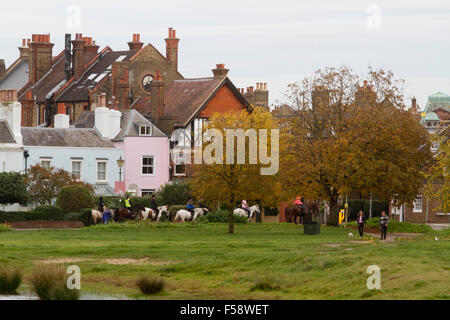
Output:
[[242, 200, 251, 216], [150, 194, 159, 216], [186, 197, 195, 216], [124, 195, 132, 215], [294, 196, 302, 208], [98, 197, 105, 213]]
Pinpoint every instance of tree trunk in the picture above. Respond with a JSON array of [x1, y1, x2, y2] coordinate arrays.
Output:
[[228, 211, 234, 234], [328, 197, 339, 226]]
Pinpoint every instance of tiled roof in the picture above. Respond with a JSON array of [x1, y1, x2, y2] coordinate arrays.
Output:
[[74, 109, 167, 141], [56, 51, 136, 102], [0, 120, 15, 143], [0, 59, 29, 91], [24, 51, 98, 103], [21, 127, 115, 148], [163, 77, 250, 127]]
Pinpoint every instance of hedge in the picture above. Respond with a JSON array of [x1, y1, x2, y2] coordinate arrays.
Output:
[[197, 209, 248, 224], [63, 208, 93, 226], [264, 207, 279, 216], [347, 199, 389, 221], [0, 206, 63, 222]]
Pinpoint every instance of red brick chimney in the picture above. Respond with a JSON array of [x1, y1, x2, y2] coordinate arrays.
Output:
[[72, 33, 86, 80], [0, 59, 5, 78], [165, 27, 179, 70], [82, 36, 99, 54], [18, 38, 30, 59], [212, 63, 229, 79], [128, 34, 144, 51], [29, 34, 54, 84], [151, 70, 165, 119], [412, 96, 417, 110]]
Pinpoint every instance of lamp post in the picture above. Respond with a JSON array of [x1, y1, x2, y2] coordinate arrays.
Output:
[[23, 150, 29, 174], [117, 156, 124, 182]]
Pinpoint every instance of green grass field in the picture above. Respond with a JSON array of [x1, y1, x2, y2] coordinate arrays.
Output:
[[0, 222, 449, 300]]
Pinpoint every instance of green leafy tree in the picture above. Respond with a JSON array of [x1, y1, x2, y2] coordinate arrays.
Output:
[[156, 181, 192, 206], [0, 172, 28, 205]]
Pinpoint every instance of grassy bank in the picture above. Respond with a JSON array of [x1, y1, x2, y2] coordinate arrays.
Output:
[[0, 222, 448, 300], [347, 218, 434, 233]]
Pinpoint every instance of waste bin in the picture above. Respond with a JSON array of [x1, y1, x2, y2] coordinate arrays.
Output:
[[304, 221, 320, 235]]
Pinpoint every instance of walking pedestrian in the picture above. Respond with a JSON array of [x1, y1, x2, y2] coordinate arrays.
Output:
[[380, 211, 389, 240], [357, 210, 367, 238]]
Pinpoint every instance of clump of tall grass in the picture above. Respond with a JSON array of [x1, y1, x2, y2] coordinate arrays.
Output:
[[136, 274, 165, 295], [250, 276, 281, 292], [0, 266, 22, 295], [0, 223, 11, 233], [30, 265, 79, 300]]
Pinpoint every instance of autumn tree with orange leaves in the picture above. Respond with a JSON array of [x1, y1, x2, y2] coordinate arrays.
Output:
[[280, 66, 432, 224]]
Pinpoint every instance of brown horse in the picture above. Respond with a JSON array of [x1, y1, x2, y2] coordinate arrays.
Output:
[[285, 205, 305, 224], [115, 206, 141, 222]]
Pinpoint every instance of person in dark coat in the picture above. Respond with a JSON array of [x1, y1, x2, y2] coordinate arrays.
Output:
[[98, 197, 105, 213], [150, 195, 159, 215], [380, 211, 389, 240], [357, 210, 367, 238]]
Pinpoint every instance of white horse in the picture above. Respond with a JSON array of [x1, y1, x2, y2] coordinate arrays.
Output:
[[174, 208, 207, 222], [91, 209, 115, 225], [140, 206, 169, 222], [233, 205, 260, 222]]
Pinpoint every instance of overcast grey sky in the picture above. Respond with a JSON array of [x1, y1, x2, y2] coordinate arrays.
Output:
[[1, 0, 449, 109]]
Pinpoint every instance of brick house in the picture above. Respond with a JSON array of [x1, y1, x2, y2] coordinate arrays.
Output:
[[390, 93, 449, 224]]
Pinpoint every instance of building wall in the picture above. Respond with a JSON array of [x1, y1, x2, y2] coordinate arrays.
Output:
[[116, 136, 170, 196], [198, 85, 247, 117], [0, 145, 23, 172], [25, 146, 124, 188]]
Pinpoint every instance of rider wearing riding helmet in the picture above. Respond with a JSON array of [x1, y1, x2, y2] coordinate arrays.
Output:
[[98, 197, 105, 213], [294, 196, 302, 207], [242, 200, 251, 215], [124, 195, 132, 214]]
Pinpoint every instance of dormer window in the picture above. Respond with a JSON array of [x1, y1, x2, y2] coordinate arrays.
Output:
[[139, 125, 152, 136]]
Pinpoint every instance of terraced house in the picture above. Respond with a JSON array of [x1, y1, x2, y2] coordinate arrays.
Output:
[[0, 28, 269, 179]]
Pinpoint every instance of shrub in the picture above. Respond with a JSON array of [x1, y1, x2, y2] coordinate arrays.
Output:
[[63, 208, 93, 226], [136, 275, 165, 295], [264, 206, 279, 216], [130, 197, 152, 208], [0, 266, 22, 294], [347, 199, 389, 221], [348, 218, 433, 233], [93, 196, 121, 209], [0, 172, 28, 206], [32, 205, 63, 220], [197, 209, 248, 224], [250, 276, 281, 291], [30, 265, 79, 300], [56, 185, 94, 214], [156, 181, 191, 206]]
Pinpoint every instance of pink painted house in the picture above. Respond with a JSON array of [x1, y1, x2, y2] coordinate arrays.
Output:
[[75, 109, 169, 196]]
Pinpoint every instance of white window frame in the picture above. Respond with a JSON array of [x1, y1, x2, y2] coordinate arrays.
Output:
[[96, 160, 107, 183], [413, 194, 422, 213], [71, 159, 83, 181], [141, 189, 156, 197], [139, 125, 152, 136], [40, 157, 52, 170], [142, 156, 155, 176], [174, 163, 186, 176]]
